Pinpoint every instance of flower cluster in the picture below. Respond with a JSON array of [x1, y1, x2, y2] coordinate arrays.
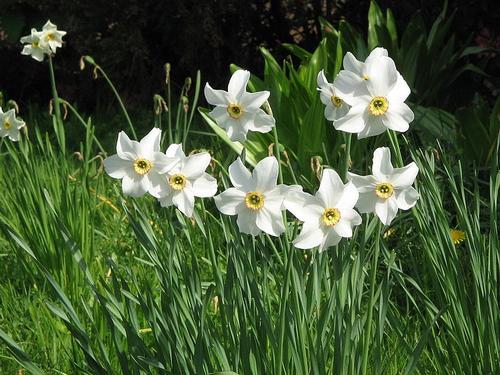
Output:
[[20, 21, 66, 62], [318, 48, 414, 139], [100, 48, 419, 252]]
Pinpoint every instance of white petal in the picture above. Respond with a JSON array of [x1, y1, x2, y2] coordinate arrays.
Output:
[[153, 152, 179, 174], [139, 128, 162, 155], [229, 157, 252, 190], [333, 220, 354, 238], [116, 131, 139, 160], [228, 70, 250, 102], [382, 109, 410, 132], [122, 174, 150, 197], [365, 56, 398, 96], [284, 191, 323, 222], [317, 70, 329, 88], [333, 70, 365, 102], [332, 105, 367, 133], [253, 157, 278, 192], [246, 109, 275, 133], [214, 188, 245, 215], [208, 106, 230, 126], [372, 147, 394, 181], [236, 210, 260, 236], [343, 52, 364, 76], [391, 162, 419, 188], [375, 197, 399, 225], [339, 208, 362, 225], [158, 193, 173, 207], [387, 73, 411, 103], [165, 143, 185, 159], [225, 121, 249, 142], [319, 229, 341, 252], [365, 47, 388, 64], [148, 172, 169, 198], [317, 168, 344, 208], [104, 154, 132, 179], [240, 91, 269, 111], [172, 188, 195, 217], [347, 172, 378, 193], [336, 182, 359, 210], [256, 207, 285, 237], [204, 83, 230, 106], [355, 192, 377, 214], [395, 187, 419, 210], [357, 116, 387, 139], [192, 173, 218, 197], [181, 152, 211, 179], [293, 221, 324, 249]]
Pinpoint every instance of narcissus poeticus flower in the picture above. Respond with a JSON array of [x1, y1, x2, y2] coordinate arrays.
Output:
[[103, 128, 178, 197], [204, 70, 275, 142], [149, 144, 217, 217], [348, 147, 419, 225], [40, 21, 66, 54], [285, 169, 362, 251], [214, 157, 299, 236], [20, 28, 50, 62], [317, 70, 349, 122], [333, 48, 413, 138], [0, 108, 26, 141]]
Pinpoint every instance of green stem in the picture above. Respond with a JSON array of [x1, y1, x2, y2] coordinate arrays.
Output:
[[343, 133, 352, 180], [96, 66, 136, 139], [361, 221, 382, 374], [388, 130, 403, 167], [48, 55, 65, 152]]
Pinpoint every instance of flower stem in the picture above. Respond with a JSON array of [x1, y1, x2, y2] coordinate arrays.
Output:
[[388, 130, 403, 167], [361, 221, 382, 374], [48, 55, 65, 152], [343, 133, 352, 180], [95, 66, 137, 139]]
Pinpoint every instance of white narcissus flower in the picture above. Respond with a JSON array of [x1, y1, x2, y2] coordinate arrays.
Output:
[[149, 144, 217, 217], [317, 70, 349, 122], [103, 128, 178, 197], [40, 20, 66, 54], [285, 169, 362, 251], [204, 69, 275, 142], [20, 28, 50, 62], [214, 157, 299, 237], [333, 48, 414, 138], [0, 108, 26, 141], [348, 147, 419, 226]]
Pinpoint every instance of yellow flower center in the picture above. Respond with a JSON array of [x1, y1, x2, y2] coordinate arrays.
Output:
[[133, 158, 152, 175], [322, 208, 341, 226], [3, 121, 12, 130], [330, 95, 342, 108], [368, 96, 389, 116], [245, 191, 264, 210], [375, 182, 394, 199], [450, 229, 465, 245], [169, 174, 187, 191], [362, 74, 369, 80], [46, 33, 55, 41], [32, 41, 39, 48], [227, 103, 243, 119]]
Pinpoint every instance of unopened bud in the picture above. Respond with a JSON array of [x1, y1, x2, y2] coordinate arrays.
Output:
[[182, 95, 189, 113], [7, 100, 19, 113], [83, 55, 96, 65], [184, 77, 192, 93], [79, 56, 86, 70], [311, 156, 323, 181], [164, 63, 171, 85]]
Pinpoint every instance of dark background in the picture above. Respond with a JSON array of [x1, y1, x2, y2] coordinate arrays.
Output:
[[0, 0, 498, 112]]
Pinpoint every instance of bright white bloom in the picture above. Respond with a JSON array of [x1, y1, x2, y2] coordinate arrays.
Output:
[[149, 144, 217, 217], [333, 48, 413, 138], [317, 70, 349, 122], [214, 157, 299, 237], [285, 169, 362, 251], [204, 70, 275, 142], [20, 28, 50, 62], [0, 108, 26, 141], [39, 20, 66, 53], [103, 128, 178, 197], [348, 147, 419, 225]]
